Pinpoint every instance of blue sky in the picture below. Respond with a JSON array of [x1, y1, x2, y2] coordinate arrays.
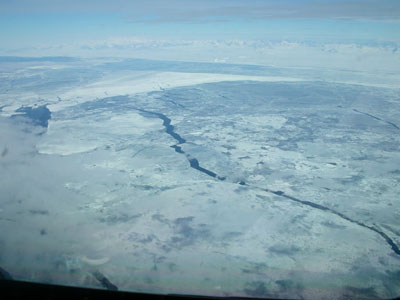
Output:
[[1, 0, 400, 50]]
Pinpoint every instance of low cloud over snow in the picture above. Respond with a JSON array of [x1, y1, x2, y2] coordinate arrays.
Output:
[[6, 38, 399, 74]]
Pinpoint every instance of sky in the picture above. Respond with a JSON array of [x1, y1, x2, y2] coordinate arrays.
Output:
[[0, 0, 400, 59], [1, 1, 400, 43]]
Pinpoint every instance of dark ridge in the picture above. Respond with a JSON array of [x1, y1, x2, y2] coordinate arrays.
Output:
[[132, 107, 223, 180], [167, 126, 186, 144], [1, 147, 8, 158], [262, 189, 400, 255], [92, 271, 118, 291], [353, 109, 382, 121], [170, 145, 184, 154], [133, 108, 186, 144], [0, 267, 13, 280], [375, 229, 400, 255], [271, 190, 284, 196], [164, 98, 185, 109], [188, 158, 217, 178], [132, 104, 400, 256], [353, 108, 399, 130], [277, 192, 330, 211], [387, 121, 400, 130]]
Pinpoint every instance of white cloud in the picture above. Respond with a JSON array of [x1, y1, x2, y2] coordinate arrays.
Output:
[[5, 38, 399, 74], [2, 0, 400, 22]]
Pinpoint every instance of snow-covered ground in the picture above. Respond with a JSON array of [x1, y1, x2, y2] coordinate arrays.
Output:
[[1, 57, 400, 299]]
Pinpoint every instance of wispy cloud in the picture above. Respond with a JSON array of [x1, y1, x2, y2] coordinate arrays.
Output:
[[127, 1, 400, 23], [2, 0, 400, 22]]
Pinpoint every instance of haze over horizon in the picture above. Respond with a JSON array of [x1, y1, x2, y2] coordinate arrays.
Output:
[[1, 0, 400, 69]]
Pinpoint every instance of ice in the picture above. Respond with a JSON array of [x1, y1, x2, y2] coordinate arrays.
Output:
[[1, 57, 400, 299]]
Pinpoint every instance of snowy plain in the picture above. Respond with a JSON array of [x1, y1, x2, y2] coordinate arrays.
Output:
[[0, 56, 400, 299]]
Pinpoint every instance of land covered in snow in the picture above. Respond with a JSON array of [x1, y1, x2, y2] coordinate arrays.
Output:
[[0, 57, 400, 299]]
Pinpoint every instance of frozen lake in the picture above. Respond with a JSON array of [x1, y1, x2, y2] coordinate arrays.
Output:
[[1, 57, 400, 299]]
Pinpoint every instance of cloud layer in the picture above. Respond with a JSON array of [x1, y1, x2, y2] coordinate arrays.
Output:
[[2, 0, 400, 22]]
